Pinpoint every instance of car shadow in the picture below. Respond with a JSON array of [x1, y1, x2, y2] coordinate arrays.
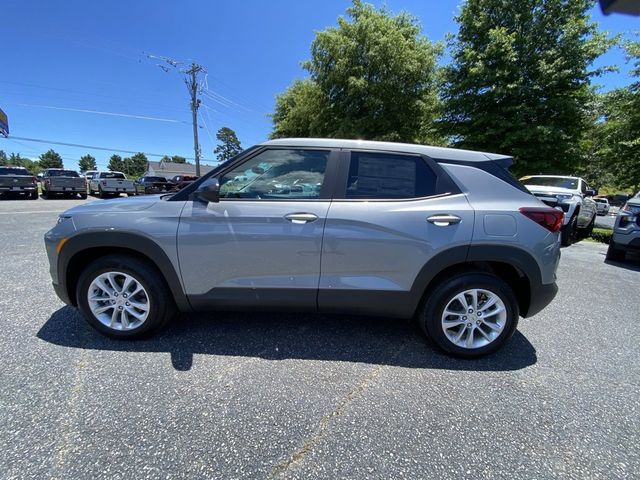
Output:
[[604, 257, 640, 271], [38, 306, 537, 372]]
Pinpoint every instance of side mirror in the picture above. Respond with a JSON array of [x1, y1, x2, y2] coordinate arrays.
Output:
[[196, 178, 220, 203], [585, 189, 596, 197]]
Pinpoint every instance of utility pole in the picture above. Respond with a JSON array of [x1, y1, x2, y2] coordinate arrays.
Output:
[[145, 54, 206, 176], [185, 63, 204, 176]]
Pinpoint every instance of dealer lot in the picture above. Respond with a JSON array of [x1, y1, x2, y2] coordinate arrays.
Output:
[[0, 197, 638, 479]]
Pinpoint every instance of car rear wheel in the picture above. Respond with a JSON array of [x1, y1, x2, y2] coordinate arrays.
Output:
[[76, 255, 177, 338], [419, 273, 519, 358], [606, 241, 626, 262]]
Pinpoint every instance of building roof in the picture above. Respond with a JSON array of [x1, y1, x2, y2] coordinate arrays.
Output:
[[145, 160, 216, 178], [260, 138, 510, 162]]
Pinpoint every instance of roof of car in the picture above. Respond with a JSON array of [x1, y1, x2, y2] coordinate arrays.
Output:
[[260, 138, 509, 162], [524, 175, 580, 179]]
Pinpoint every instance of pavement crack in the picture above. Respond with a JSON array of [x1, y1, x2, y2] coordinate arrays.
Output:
[[270, 342, 407, 478]]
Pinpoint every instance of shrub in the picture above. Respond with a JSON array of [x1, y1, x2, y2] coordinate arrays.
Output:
[[590, 227, 613, 244]]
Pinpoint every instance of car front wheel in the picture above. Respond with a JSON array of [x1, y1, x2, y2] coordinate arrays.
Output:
[[76, 255, 176, 338], [561, 214, 577, 246], [419, 273, 519, 358]]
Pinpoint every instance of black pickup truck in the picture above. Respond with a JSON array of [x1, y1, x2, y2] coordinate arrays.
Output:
[[0, 166, 38, 199], [135, 175, 173, 194]]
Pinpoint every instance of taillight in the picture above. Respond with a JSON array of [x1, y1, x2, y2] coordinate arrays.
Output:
[[101, 180, 107, 186], [32, 176, 37, 185], [519, 207, 564, 233]]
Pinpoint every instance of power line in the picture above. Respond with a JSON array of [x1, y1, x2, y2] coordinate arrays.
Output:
[[17, 103, 190, 124], [1, 135, 217, 163]]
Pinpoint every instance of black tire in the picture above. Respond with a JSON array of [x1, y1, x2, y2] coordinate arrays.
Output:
[[606, 241, 626, 262], [419, 272, 519, 358], [98, 186, 105, 199], [42, 189, 49, 199], [577, 214, 595, 240], [80, 193, 87, 200], [76, 254, 177, 339], [561, 214, 578, 246], [29, 190, 38, 200]]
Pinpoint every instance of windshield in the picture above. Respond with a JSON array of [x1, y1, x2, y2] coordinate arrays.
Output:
[[47, 170, 80, 177], [520, 176, 578, 189], [0, 167, 30, 176], [101, 172, 126, 179]]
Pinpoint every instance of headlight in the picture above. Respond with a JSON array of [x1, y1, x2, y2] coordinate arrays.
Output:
[[556, 194, 573, 201]]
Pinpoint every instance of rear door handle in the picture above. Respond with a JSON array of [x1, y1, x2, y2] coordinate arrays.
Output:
[[285, 213, 318, 224], [427, 214, 462, 226]]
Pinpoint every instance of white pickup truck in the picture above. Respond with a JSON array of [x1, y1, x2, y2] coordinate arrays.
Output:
[[88, 171, 136, 198], [520, 175, 597, 246]]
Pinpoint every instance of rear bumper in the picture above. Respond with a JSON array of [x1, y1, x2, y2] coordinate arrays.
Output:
[[101, 187, 135, 193], [0, 186, 36, 192], [525, 282, 558, 318], [48, 187, 85, 192]]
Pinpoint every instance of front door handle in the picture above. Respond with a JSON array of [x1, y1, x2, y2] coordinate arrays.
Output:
[[427, 214, 462, 226], [285, 213, 318, 224]]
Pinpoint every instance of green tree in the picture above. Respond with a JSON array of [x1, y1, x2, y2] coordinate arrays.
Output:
[[587, 40, 640, 192], [108, 154, 124, 172], [122, 152, 148, 178], [214, 127, 243, 162], [441, 0, 615, 176], [79, 154, 97, 172], [271, 0, 443, 143], [38, 149, 63, 169], [160, 155, 188, 164], [0, 150, 7, 166], [8, 152, 24, 165]]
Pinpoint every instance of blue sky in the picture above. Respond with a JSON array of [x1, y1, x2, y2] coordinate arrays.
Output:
[[1, 0, 637, 172]]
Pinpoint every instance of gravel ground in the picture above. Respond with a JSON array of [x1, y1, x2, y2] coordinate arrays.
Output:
[[0, 196, 638, 479]]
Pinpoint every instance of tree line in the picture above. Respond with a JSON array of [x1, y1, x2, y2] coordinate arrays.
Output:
[[0, 126, 244, 178], [271, 0, 639, 192]]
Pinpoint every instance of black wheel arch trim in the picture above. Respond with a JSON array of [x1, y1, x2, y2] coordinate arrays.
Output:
[[58, 231, 191, 311], [409, 244, 544, 317]]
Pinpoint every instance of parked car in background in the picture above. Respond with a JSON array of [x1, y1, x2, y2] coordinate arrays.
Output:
[[170, 175, 199, 191], [42, 169, 87, 199], [520, 175, 597, 246], [45, 138, 562, 358], [607, 192, 640, 262], [82, 170, 98, 181], [594, 197, 610, 216], [0, 166, 38, 200], [135, 176, 172, 194], [88, 171, 136, 198]]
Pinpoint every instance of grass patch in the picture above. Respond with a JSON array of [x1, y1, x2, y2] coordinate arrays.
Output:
[[590, 227, 613, 244]]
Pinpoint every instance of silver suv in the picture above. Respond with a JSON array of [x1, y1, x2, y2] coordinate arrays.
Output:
[[45, 139, 562, 357], [607, 192, 640, 262]]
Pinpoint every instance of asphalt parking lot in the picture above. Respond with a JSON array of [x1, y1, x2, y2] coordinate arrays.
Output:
[[0, 196, 638, 479]]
